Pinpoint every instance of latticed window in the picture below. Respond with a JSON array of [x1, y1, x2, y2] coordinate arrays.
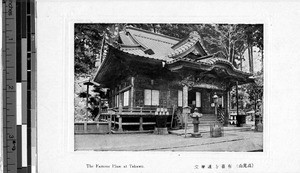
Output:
[[196, 92, 201, 107], [115, 95, 119, 107], [178, 90, 183, 107], [123, 90, 129, 106], [144, 89, 159, 106]]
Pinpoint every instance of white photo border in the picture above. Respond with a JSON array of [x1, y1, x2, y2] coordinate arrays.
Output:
[[37, 1, 300, 172]]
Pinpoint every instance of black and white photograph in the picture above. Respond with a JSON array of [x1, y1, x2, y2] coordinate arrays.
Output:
[[4, 0, 298, 172], [74, 23, 264, 152]]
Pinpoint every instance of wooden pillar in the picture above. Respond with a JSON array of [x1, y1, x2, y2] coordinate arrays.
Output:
[[118, 86, 123, 113], [183, 85, 188, 107], [223, 90, 230, 126], [108, 114, 112, 134], [115, 87, 118, 108], [182, 85, 189, 126], [236, 81, 239, 116], [111, 89, 114, 108], [167, 90, 171, 108], [139, 116, 143, 131], [118, 116, 123, 131], [130, 77, 135, 111]]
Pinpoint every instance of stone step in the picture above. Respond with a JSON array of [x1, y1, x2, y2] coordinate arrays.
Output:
[[199, 118, 217, 121], [188, 119, 217, 122], [187, 124, 212, 127], [199, 121, 217, 123], [188, 117, 217, 122], [187, 114, 218, 127], [200, 116, 217, 119]]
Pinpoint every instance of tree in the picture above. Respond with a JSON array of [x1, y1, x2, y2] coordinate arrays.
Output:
[[75, 24, 106, 75], [186, 24, 250, 69], [74, 24, 121, 76], [241, 24, 263, 73]]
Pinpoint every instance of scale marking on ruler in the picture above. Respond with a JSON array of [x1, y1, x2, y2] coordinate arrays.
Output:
[[2, 0, 17, 173]]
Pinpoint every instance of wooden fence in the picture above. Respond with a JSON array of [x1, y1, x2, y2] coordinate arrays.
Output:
[[74, 121, 110, 134]]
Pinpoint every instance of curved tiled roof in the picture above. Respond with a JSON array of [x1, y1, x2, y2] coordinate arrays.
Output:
[[199, 57, 251, 75], [167, 31, 203, 58], [166, 56, 252, 76]]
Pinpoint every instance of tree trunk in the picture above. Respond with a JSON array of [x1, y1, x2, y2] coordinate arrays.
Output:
[[250, 46, 254, 72], [240, 54, 243, 71], [228, 31, 231, 62], [248, 45, 254, 73], [232, 44, 235, 66]]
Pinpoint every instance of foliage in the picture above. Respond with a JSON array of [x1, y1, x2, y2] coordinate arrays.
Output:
[[231, 70, 263, 114], [245, 71, 263, 111], [75, 24, 111, 75], [241, 24, 263, 72], [74, 77, 93, 121], [242, 24, 263, 52], [200, 24, 247, 67]]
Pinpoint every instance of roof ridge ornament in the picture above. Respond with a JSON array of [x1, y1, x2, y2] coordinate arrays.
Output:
[[144, 48, 155, 55]]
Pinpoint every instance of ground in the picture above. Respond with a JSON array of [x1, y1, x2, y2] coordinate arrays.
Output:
[[75, 122, 263, 152]]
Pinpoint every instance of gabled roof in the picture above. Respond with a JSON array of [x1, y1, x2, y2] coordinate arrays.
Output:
[[167, 31, 208, 58], [118, 26, 209, 61]]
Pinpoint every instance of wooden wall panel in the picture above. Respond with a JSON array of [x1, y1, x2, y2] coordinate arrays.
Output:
[[134, 89, 144, 107]]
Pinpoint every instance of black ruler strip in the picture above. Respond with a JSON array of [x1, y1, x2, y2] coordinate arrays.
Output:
[[3, 0, 36, 172]]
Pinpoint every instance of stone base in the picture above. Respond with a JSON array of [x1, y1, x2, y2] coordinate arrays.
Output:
[[210, 125, 223, 138], [191, 132, 202, 138], [154, 127, 169, 135]]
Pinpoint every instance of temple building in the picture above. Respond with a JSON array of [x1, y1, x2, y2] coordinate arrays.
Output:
[[93, 26, 253, 132]]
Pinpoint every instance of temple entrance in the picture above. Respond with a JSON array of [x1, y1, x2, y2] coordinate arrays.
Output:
[[188, 89, 215, 114]]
